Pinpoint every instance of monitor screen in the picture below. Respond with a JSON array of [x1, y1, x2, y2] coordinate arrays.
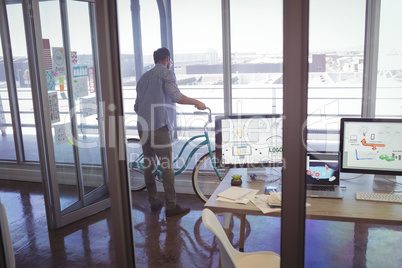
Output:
[[339, 118, 402, 175], [215, 114, 283, 168]]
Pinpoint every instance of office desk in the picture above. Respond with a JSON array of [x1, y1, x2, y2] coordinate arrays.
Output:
[[204, 168, 402, 250]]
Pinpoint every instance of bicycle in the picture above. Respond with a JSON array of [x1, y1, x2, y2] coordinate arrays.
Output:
[[127, 108, 226, 202]]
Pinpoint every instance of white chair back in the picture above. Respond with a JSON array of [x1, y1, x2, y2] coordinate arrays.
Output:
[[202, 208, 281, 268], [202, 209, 240, 268], [0, 203, 15, 268]]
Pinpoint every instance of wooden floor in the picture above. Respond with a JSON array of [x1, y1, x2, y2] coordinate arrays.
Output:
[[1, 179, 401, 267]]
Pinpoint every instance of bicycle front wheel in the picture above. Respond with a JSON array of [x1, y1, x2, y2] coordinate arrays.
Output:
[[192, 151, 227, 202], [127, 138, 146, 191]]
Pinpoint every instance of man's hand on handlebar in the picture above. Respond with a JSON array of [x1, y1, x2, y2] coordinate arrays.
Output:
[[195, 101, 207, 110]]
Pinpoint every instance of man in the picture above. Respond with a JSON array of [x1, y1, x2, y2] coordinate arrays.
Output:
[[134, 47, 206, 217]]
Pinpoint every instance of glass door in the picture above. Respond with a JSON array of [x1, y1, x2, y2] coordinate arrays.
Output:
[[25, 0, 109, 229]]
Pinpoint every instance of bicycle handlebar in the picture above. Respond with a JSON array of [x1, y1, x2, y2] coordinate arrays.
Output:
[[194, 107, 212, 122], [194, 107, 212, 131]]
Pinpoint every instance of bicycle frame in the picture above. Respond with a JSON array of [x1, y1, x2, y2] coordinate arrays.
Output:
[[131, 108, 222, 180], [170, 131, 220, 178]]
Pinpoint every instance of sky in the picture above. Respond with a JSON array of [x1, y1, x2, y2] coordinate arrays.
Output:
[[2, 0, 402, 60], [115, 0, 402, 56]]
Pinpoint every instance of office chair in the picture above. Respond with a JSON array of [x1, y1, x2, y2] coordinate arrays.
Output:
[[202, 209, 280, 268], [0, 203, 15, 268]]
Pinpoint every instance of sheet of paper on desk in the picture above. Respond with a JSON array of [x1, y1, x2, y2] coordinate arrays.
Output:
[[217, 187, 253, 200], [217, 196, 249, 204], [247, 194, 281, 214], [217, 189, 259, 204]]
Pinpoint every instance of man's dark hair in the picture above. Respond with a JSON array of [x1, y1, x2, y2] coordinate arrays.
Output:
[[153, 47, 170, 64]]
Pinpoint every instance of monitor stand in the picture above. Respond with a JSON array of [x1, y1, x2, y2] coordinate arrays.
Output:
[[246, 167, 280, 181], [246, 167, 268, 176], [372, 175, 402, 192]]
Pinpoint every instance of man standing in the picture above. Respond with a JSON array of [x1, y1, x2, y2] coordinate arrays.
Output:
[[134, 47, 206, 217]]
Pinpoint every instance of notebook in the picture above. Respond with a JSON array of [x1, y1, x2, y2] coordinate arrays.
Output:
[[306, 152, 343, 199]]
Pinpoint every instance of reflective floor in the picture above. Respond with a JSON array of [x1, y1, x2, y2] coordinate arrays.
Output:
[[1, 180, 401, 267]]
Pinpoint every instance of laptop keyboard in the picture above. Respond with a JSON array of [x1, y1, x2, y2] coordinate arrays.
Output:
[[306, 185, 335, 192]]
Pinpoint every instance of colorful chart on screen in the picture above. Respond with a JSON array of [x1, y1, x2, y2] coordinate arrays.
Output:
[[342, 121, 402, 172]]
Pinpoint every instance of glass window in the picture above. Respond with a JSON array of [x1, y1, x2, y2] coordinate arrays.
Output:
[[39, 0, 80, 210], [0, 33, 17, 160], [307, 0, 366, 153], [66, 0, 106, 195], [376, 0, 402, 118], [230, 0, 283, 115], [117, 0, 135, 138], [228, 0, 283, 255], [171, 0, 223, 138], [38, 0, 108, 210], [305, 2, 402, 268], [140, 0, 161, 57], [7, 3, 39, 162], [117, 0, 161, 138]]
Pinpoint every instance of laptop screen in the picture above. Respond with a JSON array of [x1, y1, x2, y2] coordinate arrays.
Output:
[[306, 153, 340, 186]]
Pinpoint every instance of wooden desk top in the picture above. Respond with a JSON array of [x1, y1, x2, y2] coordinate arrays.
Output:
[[204, 168, 402, 225]]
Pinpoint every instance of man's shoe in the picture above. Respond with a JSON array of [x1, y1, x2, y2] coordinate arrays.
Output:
[[151, 199, 163, 212], [166, 204, 190, 217]]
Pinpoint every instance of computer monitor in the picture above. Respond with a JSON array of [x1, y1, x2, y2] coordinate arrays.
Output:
[[215, 114, 283, 173], [339, 117, 402, 191]]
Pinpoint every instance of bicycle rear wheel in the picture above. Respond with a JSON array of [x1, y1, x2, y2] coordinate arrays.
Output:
[[192, 151, 227, 202], [127, 138, 146, 191]]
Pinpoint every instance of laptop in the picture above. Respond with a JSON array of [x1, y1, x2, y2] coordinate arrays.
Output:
[[306, 152, 343, 199]]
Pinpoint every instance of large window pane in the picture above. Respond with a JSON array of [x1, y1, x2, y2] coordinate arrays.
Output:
[[140, 0, 161, 58], [307, 0, 366, 153], [307, 0, 366, 266], [376, 0, 402, 118], [230, 0, 283, 115], [306, 2, 402, 268], [6, 3, 39, 162], [38, 0, 108, 210], [39, 0, 79, 210], [17, 89, 39, 161], [117, 0, 161, 138], [0, 33, 17, 160], [66, 0, 106, 195], [228, 0, 284, 257], [171, 0, 223, 141]]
